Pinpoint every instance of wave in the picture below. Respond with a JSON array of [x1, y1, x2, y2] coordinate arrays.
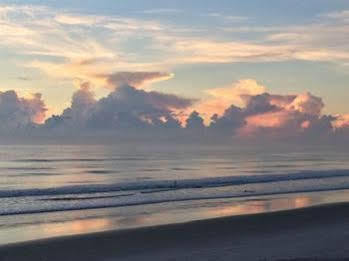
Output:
[[2, 186, 349, 217], [1, 169, 349, 198]]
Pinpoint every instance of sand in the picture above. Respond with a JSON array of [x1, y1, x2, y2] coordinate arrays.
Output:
[[1, 202, 349, 261]]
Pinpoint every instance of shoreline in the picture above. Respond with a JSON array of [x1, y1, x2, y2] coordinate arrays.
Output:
[[1, 189, 349, 246], [3, 185, 349, 217], [1, 202, 349, 261]]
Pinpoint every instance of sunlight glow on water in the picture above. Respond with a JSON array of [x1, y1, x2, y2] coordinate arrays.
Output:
[[1, 190, 349, 245]]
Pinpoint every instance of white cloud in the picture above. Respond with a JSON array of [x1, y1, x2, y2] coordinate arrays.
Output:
[[322, 10, 349, 21], [140, 9, 182, 15], [2, 3, 349, 91]]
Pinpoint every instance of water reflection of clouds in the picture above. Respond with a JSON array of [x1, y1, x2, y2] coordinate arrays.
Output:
[[42, 218, 113, 235], [4, 196, 306, 243], [40, 215, 149, 238], [0, 192, 341, 245], [193, 196, 312, 218]]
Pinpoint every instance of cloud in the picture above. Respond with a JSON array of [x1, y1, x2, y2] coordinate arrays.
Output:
[[0, 77, 348, 143], [185, 111, 205, 129], [0, 5, 115, 60], [194, 79, 266, 123], [171, 40, 294, 64], [322, 10, 349, 21], [140, 9, 182, 15], [334, 114, 349, 141], [58, 82, 97, 128], [232, 92, 329, 138], [333, 114, 349, 128], [0, 90, 46, 131], [185, 81, 331, 139], [16, 76, 31, 81], [44, 83, 194, 131], [101, 71, 174, 89], [54, 14, 100, 25], [187, 80, 332, 139], [285, 92, 324, 115], [209, 105, 245, 133], [0, 4, 171, 87], [206, 79, 266, 107], [206, 13, 248, 22], [4, 3, 349, 91]]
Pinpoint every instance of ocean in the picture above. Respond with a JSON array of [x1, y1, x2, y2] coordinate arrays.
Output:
[[1, 144, 349, 245]]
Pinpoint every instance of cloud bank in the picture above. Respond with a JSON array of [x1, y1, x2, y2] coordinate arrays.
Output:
[[1, 77, 347, 144]]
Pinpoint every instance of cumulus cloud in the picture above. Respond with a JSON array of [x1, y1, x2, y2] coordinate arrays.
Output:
[[334, 114, 349, 128], [286, 92, 324, 115], [1, 76, 349, 144], [206, 79, 266, 107], [333, 114, 349, 141], [0, 90, 46, 131], [194, 79, 266, 123], [44, 83, 194, 131], [35, 78, 349, 143], [176, 78, 333, 140], [209, 105, 245, 133], [216, 91, 330, 138], [56, 82, 97, 128], [185, 111, 205, 129]]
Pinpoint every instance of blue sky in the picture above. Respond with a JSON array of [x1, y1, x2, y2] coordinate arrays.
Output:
[[0, 0, 349, 118]]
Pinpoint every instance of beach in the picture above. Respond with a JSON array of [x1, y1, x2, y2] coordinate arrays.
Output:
[[1, 0, 349, 259], [1, 202, 349, 261], [1, 145, 349, 260]]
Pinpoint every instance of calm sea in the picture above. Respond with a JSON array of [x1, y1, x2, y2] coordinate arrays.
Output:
[[1, 144, 349, 244]]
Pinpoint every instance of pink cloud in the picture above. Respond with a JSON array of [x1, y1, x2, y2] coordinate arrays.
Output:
[[0, 90, 47, 131]]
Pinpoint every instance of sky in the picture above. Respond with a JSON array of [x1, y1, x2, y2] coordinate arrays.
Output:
[[0, 0, 349, 142]]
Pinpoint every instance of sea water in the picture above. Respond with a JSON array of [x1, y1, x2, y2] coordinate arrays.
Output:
[[0, 144, 349, 244]]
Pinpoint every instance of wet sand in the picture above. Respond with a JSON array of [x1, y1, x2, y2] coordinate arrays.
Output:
[[1, 202, 349, 261]]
